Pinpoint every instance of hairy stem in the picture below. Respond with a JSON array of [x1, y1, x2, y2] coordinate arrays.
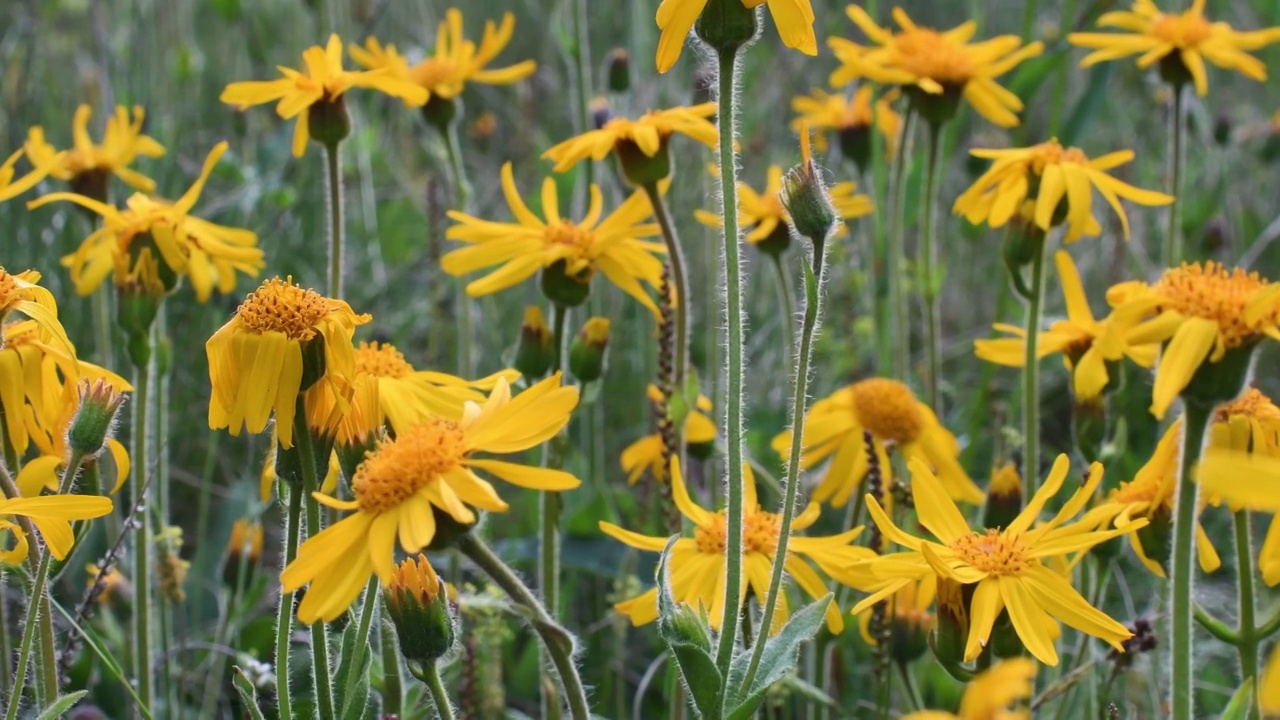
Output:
[[887, 108, 915, 382], [274, 483, 304, 720], [1171, 400, 1211, 720], [1163, 82, 1185, 266], [131, 359, 154, 716], [442, 120, 474, 377], [1022, 235, 1047, 494], [323, 141, 345, 300], [643, 182, 691, 401], [1234, 510, 1260, 717], [918, 121, 944, 411], [413, 662, 458, 720], [295, 412, 336, 720]]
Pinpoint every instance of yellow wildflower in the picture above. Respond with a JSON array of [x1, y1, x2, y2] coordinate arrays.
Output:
[[0, 492, 113, 565], [542, 104, 718, 173], [654, 0, 817, 73], [0, 148, 52, 203], [901, 659, 1037, 720], [23, 105, 165, 195], [621, 384, 717, 485], [790, 86, 902, 158]]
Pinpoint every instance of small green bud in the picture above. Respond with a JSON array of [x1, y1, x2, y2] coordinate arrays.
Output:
[[782, 160, 836, 245], [906, 84, 964, 130], [694, 0, 758, 57], [569, 317, 610, 382], [1001, 215, 1044, 272], [931, 578, 969, 666], [616, 136, 672, 186], [67, 379, 128, 460], [541, 259, 592, 308], [660, 599, 713, 655], [308, 95, 352, 148], [421, 94, 460, 132], [606, 49, 631, 93], [514, 306, 555, 379], [386, 554, 456, 664], [982, 463, 1022, 531]]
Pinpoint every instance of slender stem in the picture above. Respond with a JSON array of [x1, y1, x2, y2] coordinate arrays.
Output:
[[570, 0, 594, 198], [323, 142, 345, 300], [743, 247, 827, 691], [275, 485, 303, 720], [1234, 510, 1260, 717], [714, 45, 747, 677], [130, 360, 154, 716], [442, 121, 474, 376], [0, 569, 9, 701], [414, 662, 457, 720], [380, 614, 404, 717], [1171, 401, 1211, 720], [1164, 82, 1185, 266], [295, 413, 336, 720], [93, 286, 113, 369], [642, 182, 691, 396], [1193, 603, 1239, 645], [5, 542, 55, 720], [887, 108, 915, 382], [540, 303, 569, 718], [898, 661, 924, 712], [1022, 234, 1047, 494], [918, 121, 944, 411], [771, 254, 797, 372], [456, 534, 591, 720], [343, 581, 379, 701]]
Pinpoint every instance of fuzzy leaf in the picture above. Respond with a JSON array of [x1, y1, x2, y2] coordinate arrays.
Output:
[[33, 691, 88, 720], [232, 668, 269, 720], [725, 594, 832, 717]]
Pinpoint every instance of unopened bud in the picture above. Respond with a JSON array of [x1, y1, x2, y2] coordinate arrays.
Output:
[[982, 463, 1022, 530], [931, 578, 968, 665], [782, 128, 836, 245], [569, 317, 610, 382], [591, 97, 612, 130], [385, 554, 455, 664], [615, 136, 672, 186], [514, 306, 555, 379], [308, 95, 352, 148], [606, 50, 631, 93], [68, 379, 128, 460], [421, 94, 460, 132], [694, 0, 759, 58], [223, 518, 264, 587], [540, 259, 593, 308]]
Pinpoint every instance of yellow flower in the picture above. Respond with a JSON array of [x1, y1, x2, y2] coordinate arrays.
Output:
[[1103, 262, 1280, 419], [790, 86, 902, 158], [1265, 642, 1280, 716], [350, 11, 536, 102], [442, 163, 667, 315], [601, 459, 873, 634], [28, 142, 264, 303], [654, 0, 817, 73], [220, 34, 429, 157], [974, 251, 1165, 400], [0, 148, 52, 203], [280, 374, 581, 623], [0, 269, 73, 365], [830, 6, 1044, 128], [901, 659, 1037, 720], [621, 384, 717, 485], [227, 518, 265, 565], [306, 339, 520, 446], [1068, 0, 1280, 97], [206, 277, 371, 449], [15, 380, 131, 497], [773, 378, 984, 507], [23, 105, 165, 195], [0, 492, 113, 565], [542, 104, 719, 173], [954, 140, 1173, 242], [850, 455, 1142, 666], [695, 166, 873, 244]]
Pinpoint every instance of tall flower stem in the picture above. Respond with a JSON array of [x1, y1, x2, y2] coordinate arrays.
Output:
[[294, 412, 336, 720], [918, 121, 944, 411], [743, 244, 827, 691], [1171, 400, 1211, 720], [539, 303, 569, 717], [886, 109, 916, 382], [456, 533, 591, 720], [1021, 234, 1047, 494], [274, 483, 303, 720], [771, 254, 797, 372], [570, 0, 594, 197], [442, 119, 474, 377], [714, 44, 748, 677], [130, 357, 155, 715], [1233, 510, 1261, 716], [342, 581, 380, 701], [1163, 82, 1185, 266], [323, 142, 345, 300], [380, 614, 404, 716], [642, 182, 691, 397], [412, 662, 458, 720]]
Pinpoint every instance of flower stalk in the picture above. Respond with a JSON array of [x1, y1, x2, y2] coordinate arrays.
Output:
[[380, 614, 404, 716], [1233, 510, 1261, 717], [322, 141, 345, 300], [771, 254, 797, 372], [442, 118, 475, 377], [642, 182, 691, 402], [130, 356, 155, 716], [274, 483, 302, 720], [412, 662, 458, 720], [1164, 82, 1185, 266], [918, 121, 944, 410], [1022, 233, 1047, 494], [540, 302, 569, 717], [1171, 399, 1211, 720], [293, 409, 337, 720], [887, 108, 915, 381]]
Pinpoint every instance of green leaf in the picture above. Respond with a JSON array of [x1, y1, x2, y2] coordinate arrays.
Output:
[[725, 594, 831, 717], [669, 641, 724, 719], [34, 691, 88, 720], [335, 615, 373, 720], [232, 667, 269, 720], [1219, 678, 1256, 720], [654, 537, 723, 718]]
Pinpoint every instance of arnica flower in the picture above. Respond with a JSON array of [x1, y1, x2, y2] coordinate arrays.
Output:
[[974, 251, 1165, 401], [542, 104, 718, 175], [23, 105, 165, 197], [0, 148, 51, 203], [901, 659, 1037, 720], [850, 455, 1142, 666], [654, 0, 817, 74], [1103, 262, 1280, 419], [442, 163, 667, 315], [280, 374, 580, 623], [220, 34, 429, 157], [829, 6, 1044, 128], [206, 277, 371, 449], [0, 491, 113, 565], [954, 140, 1173, 243], [306, 339, 520, 447], [1068, 0, 1280, 97], [28, 142, 264, 303], [621, 384, 717, 485], [773, 378, 984, 507], [601, 459, 873, 634], [1204, 389, 1280, 587], [0, 269, 72, 353], [350, 10, 536, 103], [790, 86, 902, 161]]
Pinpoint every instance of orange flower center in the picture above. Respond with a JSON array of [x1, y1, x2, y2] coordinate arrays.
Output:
[[1152, 263, 1274, 348], [355, 341, 414, 379], [1215, 387, 1280, 423], [387, 554, 443, 606], [234, 277, 331, 341], [1112, 475, 1171, 509], [1028, 140, 1090, 174], [851, 378, 925, 445], [0, 271, 19, 313], [1151, 12, 1213, 48], [413, 58, 459, 91], [353, 419, 468, 513], [893, 29, 976, 86], [694, 507, 782, 556], [949, 529, 1032, 576]]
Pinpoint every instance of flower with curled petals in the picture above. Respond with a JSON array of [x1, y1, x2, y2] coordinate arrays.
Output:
[[542, 104, 718, 175], [23, 105, 165, 198]]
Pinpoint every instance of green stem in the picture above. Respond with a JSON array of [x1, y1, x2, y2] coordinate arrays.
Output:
[[456, 534, 591, 720], [323, 141, 345, 300], [1171, 400, 1212, 720], [570, 0, 594, 197], [1164, 82, 1185, 266], [0, 568, 9, 702], [275, 484, 304, 720], [887, 108, 915, 382], [295, 413, 336, 720], [1234, 510, 1260, 717], [540, 302, 568, 718], [343, 581, 379, 702], [1022, 234, 1047, 494], [771, 254, 797, 372], [131, 359, 154, 716], [443, 121, 474, 376], [898, 661, 924, 712], [714, 45, 747, 677], [918, 121, 944, 411], [1193, 604, 1239, 645], [413, 662, 457, 720], [642, 182, 691, 395], [380, 614, 404, 717], [1257, 606, 1280, 641], [743, 247, 827, 691]]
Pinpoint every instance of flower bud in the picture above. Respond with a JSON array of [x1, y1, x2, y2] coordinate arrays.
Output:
[[514, 306, 555, 379], [931, 578, 968, 666], [782, 129, 836, 245], [385, 554, 455, 664], [569, 317, 610, 382], [1001, 212, 1044, 273], [982, 463, 1022, 531], [615, 137, 672, 186], [421, 94, 460, 132], [694, 0, 759, 57], [68, 379, 128, 460], [839, 126, 873, 176], [308, 95, 352, 148], [590, 97, 612, 130], [223, 518, 264, 588], [606, 49, 631, 93], [541, 259, 592, 308]]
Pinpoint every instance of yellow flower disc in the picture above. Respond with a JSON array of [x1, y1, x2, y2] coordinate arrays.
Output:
[[234, 278, 332, 340], [353, 419, 467, 513], [893, 27, 976, 85], [693, 508, 782, 556], [950, 528, 1033, 576], [1215, 387, 1280, 423], [1152, 263, 1274, 348], [355, 341, 414, 378], [851, 378, 925, 445]]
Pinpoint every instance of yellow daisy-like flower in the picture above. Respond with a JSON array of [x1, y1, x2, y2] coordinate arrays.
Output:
[[0, 268, 72, 358], [542, 104, 718, 173], [1103, 262, 1280, 419], [28, 142, 264, 303], [621, 384, 717, 485], [954, 140, 1173, 242], [790, 86, 902, 159], [830, 6, 1044, 128], [220, 34, 429, 157], [654, 0, 818, 73], [307, 339, 520, 447], [974, 251, 1168, 401], [850, 455, 1142, 666], [23, 105, 165, 196], [280, 373, 581, 623], [350, 10, 536, 103], [0, 148, 52, 203], [1068, 0, 1280, 97], [773, 378, 984, 507], [206, 277, 371, 449], [442, 163, 667, 315], [901, 659, 1037, 720], [601, 459, 873, 634], [695, 166, 874, 245], [0, 491, 114, 565]]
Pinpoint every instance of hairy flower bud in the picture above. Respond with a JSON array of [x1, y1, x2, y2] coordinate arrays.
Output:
[[569, 317, 610, 382], [514, 306, 555, 379], [385, 554, 455, 664], [782, 128, 836, 246], [68, 379, 128, 460]]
